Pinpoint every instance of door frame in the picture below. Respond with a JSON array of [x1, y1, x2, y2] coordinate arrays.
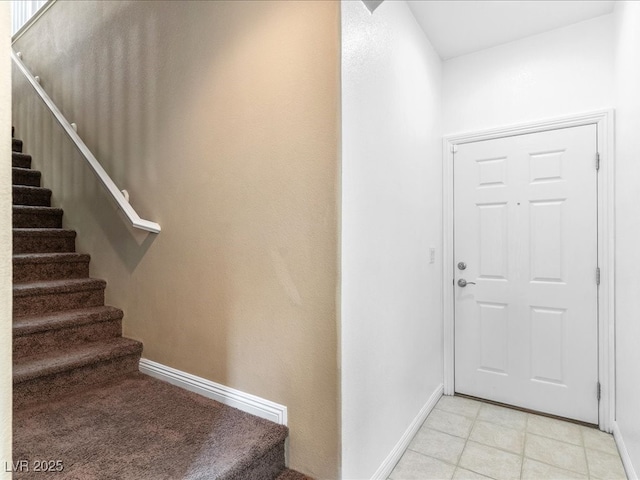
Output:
[[442, 109, 615, 432]]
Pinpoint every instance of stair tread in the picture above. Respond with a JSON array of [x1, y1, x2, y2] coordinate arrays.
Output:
[[12, 166, 39, 174], [12, 167, 41, 187], [12, 185, 52, 207], [13, 205, 62, 213], [12, 152, 31, 168], [14, 307, 122, 335], [277, 469, 313, 480], [13, 229, 77, 254], [14, 374, 288, 479], [13, 337, 142, 384], [13, 252, 90, 264], [14, 306, 123, 336], [13, 228, 76, 237], [12, 185, 51, 193], [13, 278, 106, 297]]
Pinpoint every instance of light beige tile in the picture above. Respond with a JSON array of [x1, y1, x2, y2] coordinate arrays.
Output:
[[389, 450, 456, 480], [525, 433, 588, 474], [409, 427, 466, 464], [453, 467, 494, 480], [469, 420, 525, 455], [527, 414, 583, 446], [581, 427, 619, 456], [585, 448, 627, 479], [435, 395, 483, 419], [425, 408, 474, 438], [522, 458, 587, 479], [459, 441, 522, 480], [477, 403, 527, 431]]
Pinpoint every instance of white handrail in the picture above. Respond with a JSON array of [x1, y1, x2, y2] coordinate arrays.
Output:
[[11, 49, 161, 233]]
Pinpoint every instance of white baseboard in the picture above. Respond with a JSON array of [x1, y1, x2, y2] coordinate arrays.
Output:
[[371, 384, 444, 480], [138, 358, 287, 425], [613, 421, 638, 480]]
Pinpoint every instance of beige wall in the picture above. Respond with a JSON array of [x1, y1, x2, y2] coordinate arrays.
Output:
[[1, 2, 12, 477], [12, 1, 340, 477]]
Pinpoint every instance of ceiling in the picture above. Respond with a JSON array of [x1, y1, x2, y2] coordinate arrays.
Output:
[[406, 1, 616, 60]]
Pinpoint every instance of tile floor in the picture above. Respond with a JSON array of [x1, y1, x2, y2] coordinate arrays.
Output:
[[388, 396, 627, 480]]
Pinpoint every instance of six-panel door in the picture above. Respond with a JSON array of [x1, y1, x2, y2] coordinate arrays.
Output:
[[454, 125, 599, 424]]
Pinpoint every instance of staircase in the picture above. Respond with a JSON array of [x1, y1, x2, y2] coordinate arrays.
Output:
[[11, 129, 310, 480], [11, 129, 143, 410]]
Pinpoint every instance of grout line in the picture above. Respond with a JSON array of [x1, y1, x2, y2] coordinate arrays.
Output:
[[526, 430, 584, 448], [581, 424, 592, 479], [522, 457, 591, 478], [405, 448, 455, 466], [524, 432, 593, 477], [520, 413, 529, 479], [407, 448, 492, 480], [455, 398, 482, 472]]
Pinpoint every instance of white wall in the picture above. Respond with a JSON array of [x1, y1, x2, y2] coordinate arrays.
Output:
[[0, 2, 11, 478], [341, 1, 443, 477], [613, 2, 640, 478], [443, 14, 615, 135]]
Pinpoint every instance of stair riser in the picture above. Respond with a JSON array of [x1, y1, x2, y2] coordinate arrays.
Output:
[[13, 234, 76, 254], [13, 353, 141, 409], [13, 188, 51, 207], [14, 288, 105, 317], [12, 169, 41, 187], [229, 441, 286, 480], [13, 260, 90, 283], [12, 138, 23, 152], [12, 153, 31, 169], [13, 212, 63, 228], [13, 319, 123, 360]]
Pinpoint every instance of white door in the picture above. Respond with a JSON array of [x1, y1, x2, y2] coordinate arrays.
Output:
[[454, 124, 599, 424]]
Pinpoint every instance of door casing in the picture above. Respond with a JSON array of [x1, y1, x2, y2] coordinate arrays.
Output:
[[442, 109, 615, 432]]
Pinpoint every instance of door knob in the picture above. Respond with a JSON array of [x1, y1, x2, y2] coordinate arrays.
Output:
[[458, 278, 476, 287], [457, 262, 467, 270]]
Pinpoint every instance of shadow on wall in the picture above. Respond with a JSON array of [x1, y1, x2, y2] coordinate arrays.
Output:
[[13, 83, 157, 271], [362, 0, 384, 14], [12, 0, 281, 271]]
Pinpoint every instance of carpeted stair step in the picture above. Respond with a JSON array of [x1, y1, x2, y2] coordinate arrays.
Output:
[[13, 306, 124, 359], [13, 253, 91, 283], [13, 374, 289, 479], [13, 138, 23, 152], [13, 205, 63, 228], [13, 278, 106, 317], [12, 167, 41, 187], [13, 185, 52, 206], [13, 337, 142, 409], [276, 469, 314, 480], [12, 152, 31, 169], [13, 228, 76, 254]]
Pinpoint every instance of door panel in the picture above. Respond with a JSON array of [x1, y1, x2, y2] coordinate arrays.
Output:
[[454, 125, 598, 423]]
